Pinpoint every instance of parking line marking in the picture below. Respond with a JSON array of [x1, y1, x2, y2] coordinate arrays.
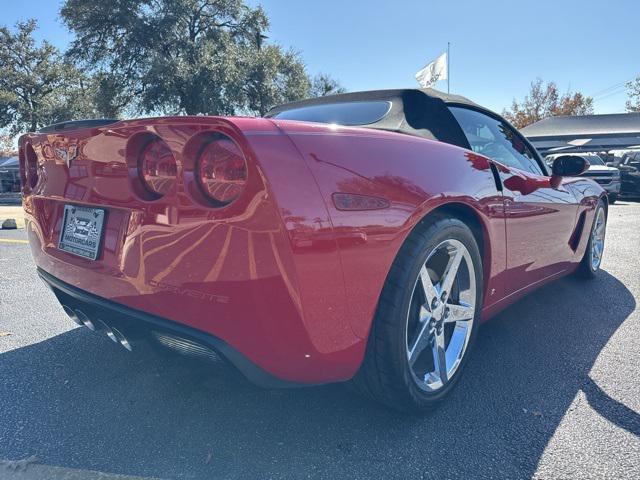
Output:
[[0, 238, 28, 244]]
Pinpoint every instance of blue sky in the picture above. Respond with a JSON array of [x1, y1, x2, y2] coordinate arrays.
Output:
[[4, 0, 639, 114]]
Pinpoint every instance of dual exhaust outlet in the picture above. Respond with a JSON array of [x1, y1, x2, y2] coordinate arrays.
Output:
[[62, 305, 132, 351], [61, 305, 222, 362]]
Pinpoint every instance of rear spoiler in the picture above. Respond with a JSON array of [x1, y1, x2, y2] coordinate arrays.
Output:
[[38, 119, 119, 133]]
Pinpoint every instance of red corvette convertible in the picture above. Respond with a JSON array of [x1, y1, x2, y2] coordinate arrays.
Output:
[[19, 89, 607, 412]]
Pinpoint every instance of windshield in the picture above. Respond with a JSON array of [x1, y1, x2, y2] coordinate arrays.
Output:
[[272, 101, 392, 126], [586, 155, 605, 165]]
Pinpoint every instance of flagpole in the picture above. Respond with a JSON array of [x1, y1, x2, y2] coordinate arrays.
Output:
[[447, 42, 450, 93]]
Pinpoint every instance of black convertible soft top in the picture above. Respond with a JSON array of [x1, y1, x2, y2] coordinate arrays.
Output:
[[267, 88, 491, 149]]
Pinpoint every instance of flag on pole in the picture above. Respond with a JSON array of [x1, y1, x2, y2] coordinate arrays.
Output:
[[415, 52, 448, 88]]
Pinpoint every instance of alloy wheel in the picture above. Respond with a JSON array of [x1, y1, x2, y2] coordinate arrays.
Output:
[[406, 239, 476, 392], [591, 208, 606, 271]]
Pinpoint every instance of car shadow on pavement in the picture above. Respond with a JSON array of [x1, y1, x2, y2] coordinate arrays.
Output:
[[581, 376, 640, 437], [0, 270, 635, 479]]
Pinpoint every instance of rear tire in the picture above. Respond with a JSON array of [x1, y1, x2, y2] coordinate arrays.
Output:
[[608, 194, 617, 204], [351, 214, 483, 413], [577, 199, 607, 278]]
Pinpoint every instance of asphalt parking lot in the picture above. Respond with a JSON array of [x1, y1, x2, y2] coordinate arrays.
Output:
[[1, 202, 639, 480]]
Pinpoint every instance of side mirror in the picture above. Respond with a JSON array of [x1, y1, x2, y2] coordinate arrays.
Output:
[[552, 155, 589, 177]]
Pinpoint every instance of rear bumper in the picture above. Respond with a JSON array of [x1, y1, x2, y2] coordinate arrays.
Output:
[[24, 189, 366, 384], [38, 267, 310, 389]]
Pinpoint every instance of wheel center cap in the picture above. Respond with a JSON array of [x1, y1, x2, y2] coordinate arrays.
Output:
[[433, 297, 447, 313], [429, 302, 447, 325]]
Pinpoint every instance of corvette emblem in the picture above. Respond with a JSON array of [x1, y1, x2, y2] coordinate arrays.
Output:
[[55, 145, 78, 167]]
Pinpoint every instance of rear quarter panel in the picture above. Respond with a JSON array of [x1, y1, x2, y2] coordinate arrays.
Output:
[[274, 120, 507, 339]]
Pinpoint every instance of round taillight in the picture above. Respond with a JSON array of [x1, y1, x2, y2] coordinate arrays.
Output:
[[25, 144, 38, 189], [138, 139, 177, 197], [196, 135, 247, 205]]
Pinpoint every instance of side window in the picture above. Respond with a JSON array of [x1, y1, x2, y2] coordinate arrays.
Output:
[[628, 154, 640, 169], [449, 106, 543, 175]]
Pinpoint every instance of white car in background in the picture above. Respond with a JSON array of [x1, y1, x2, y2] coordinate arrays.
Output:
[[545, 153, 621, 203]]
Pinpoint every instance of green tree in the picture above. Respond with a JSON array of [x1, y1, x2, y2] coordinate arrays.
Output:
[[310, 74, 347, 98], [0, 133, 17, 156], [0, 20, 97, 135], [242, 45, 311, 116], [61, 0, 342, 117], [626, 77, 640, 112], [503, 78, 594, 130]]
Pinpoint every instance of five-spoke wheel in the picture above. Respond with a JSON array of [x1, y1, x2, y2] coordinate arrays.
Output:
[[406, 239, 476, 392], [352, 214, 482, 413], [579, 199, 607, 278], [590, 207, 606, 271]]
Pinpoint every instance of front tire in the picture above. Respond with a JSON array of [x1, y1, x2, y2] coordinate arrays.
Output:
[[608, 193, 617, 204], [578, 199, 607, 278], [351, 215, 483, 413]]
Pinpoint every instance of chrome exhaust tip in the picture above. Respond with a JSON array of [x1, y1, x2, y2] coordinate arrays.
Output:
[[103, 324, 119, 344], [99, 320, 127, 349], [75, 309, 96, 331], [91, 317, 133, 352], [110, 326, 132, 352], [93, 318, 113, 336], [62, 305, 83, 326], [61, 305, 132, 351]]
